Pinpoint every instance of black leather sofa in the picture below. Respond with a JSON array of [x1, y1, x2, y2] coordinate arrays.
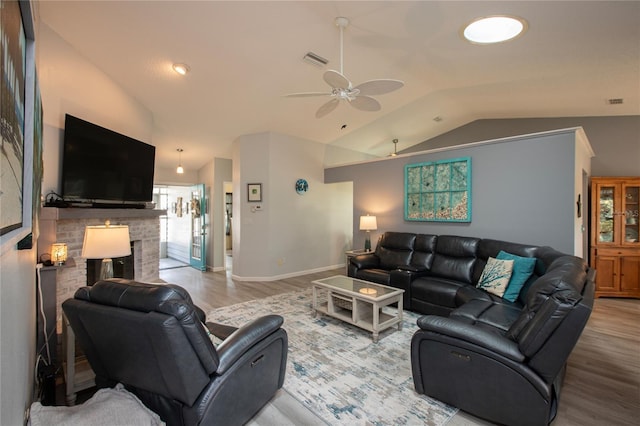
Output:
[[348, 232, 595, 426]]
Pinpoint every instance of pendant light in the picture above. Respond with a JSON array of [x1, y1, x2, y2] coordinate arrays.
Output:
[[176, 148, 184, 174]]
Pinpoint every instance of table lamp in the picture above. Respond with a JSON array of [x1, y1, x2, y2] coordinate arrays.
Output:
[[359, 214, 377, 252], [51, 243, 68, 266], [82, 220, 131, 282]]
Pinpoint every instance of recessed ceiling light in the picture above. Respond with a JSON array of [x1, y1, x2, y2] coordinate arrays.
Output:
[[172, 63, 190, 75], [462, 15, 527, 44]]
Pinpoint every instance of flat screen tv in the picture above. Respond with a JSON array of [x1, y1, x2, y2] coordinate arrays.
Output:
[[61, 114, 155, 205]]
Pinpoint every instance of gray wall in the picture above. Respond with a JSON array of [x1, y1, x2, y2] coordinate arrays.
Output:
[[232, 132, 352, 280], [326, 130, 582, 255], [403, 116, 639, 177]]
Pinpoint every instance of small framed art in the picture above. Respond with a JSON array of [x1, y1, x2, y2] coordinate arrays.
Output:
[[248, 183, 262, 202]]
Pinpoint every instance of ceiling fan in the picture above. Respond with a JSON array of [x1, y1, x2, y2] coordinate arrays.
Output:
[[285, 17, 404, 118]]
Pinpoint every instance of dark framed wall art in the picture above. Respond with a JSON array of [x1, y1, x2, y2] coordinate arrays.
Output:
[[1, 0, 39, 247], [247, 183, 262, 202], [405, 157, 472, 222], [0, 0, 26, 236]]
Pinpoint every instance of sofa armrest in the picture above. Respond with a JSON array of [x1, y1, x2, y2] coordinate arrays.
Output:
[[416, 315, 525, 363], [397, 265, 428, 273], [213, 314, 284, 374], [389, 269, 425, 310], [350, 253, 380, 269]]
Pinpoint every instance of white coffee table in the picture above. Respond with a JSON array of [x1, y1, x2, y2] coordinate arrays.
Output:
[[311, 275, 404, 343]]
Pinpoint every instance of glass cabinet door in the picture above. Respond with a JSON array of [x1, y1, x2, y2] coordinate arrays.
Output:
[[623, 184, 639, 244], [597, 185, 615, 243]]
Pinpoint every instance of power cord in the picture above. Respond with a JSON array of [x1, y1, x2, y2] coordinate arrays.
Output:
[[36, 264, 52, 365], [33, 263, 57, 405], [44, 191, 67, 207]]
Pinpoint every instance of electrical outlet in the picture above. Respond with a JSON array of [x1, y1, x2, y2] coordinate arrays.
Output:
[[277, 257, 285, 266]]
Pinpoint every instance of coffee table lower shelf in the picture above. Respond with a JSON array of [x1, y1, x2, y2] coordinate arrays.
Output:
[[312, 276, 404, 343]]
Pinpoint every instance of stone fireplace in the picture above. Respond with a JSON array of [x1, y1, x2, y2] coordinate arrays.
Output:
[[38, 207, 165, 331]]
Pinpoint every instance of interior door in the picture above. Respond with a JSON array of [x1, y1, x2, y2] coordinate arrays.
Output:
[[189, 184, 206, 271]]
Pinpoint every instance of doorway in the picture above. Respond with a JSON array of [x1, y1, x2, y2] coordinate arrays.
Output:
[[154, 185, 191, 270], [224, 181, 233, 272]]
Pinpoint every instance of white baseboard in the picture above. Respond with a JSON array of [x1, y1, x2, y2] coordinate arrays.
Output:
[[231, 263, 344, 282]]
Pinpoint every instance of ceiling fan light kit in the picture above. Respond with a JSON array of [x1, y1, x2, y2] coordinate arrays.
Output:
[[285, 16, 404, 118]]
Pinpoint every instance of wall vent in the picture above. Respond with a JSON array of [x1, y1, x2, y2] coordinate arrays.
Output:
[[608, 98, 624, 105], [303, 52, 328, 67]]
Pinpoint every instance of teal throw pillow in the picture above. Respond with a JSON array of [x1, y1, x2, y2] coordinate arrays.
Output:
[[477, 257, 514, 297], [497, 250, 537, 302]]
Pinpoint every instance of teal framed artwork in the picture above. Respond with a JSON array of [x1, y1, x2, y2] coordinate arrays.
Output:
[[405, 157, 472, 222]]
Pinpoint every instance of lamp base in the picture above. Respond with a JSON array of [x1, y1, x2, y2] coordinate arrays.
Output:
[[99, 258, 114, 281], [364, 235, 371, 252]]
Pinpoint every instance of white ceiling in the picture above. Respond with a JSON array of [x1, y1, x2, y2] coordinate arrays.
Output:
[[37, 1, 640, 171]]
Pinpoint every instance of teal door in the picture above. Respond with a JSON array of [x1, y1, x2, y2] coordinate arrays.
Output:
[[189, 184, 207, 271]]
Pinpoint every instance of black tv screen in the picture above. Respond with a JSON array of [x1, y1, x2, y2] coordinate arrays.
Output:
[[61, 114, 156, 204]]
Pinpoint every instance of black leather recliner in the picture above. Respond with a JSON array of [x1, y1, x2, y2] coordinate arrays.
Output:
[[411, 260, 595, 426], [62, 279, 288, 426], [348, 232, 416, 287]]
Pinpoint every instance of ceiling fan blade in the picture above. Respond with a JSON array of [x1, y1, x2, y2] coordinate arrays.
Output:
[[354, 79, 404, 96], [324, 70, 351, 89], [316, 98, 340, 118], [349, 95, 381, 112], [283, 92, 332, 98]]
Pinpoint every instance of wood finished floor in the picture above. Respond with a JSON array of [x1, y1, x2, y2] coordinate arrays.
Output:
[[160, 266, 640, 426]]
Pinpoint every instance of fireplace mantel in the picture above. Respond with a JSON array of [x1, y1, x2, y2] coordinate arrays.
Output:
[[41, 207, 166, 220]]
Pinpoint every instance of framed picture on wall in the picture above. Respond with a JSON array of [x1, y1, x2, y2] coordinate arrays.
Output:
[[405, 157, 472, 222], [0, 0, 27, 236], [247, 183, 262, 202]]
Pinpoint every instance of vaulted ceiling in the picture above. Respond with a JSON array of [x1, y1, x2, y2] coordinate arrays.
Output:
[[38, 1, 640, 171]]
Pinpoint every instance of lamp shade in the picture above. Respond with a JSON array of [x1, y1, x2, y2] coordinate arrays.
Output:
[[359, 215, 377, 231], [82, 224, 131, 259], [51, 243, 68, 265]]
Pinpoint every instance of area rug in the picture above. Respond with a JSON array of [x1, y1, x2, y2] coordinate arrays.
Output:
[[207, 288, 457, 425]]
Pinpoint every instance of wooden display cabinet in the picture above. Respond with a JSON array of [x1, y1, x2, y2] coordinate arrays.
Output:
[[590, 177, 640, 298]]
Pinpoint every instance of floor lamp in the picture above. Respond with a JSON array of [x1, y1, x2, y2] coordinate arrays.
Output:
[[82, 221, 131, 283], [359, 215, 377, 252]]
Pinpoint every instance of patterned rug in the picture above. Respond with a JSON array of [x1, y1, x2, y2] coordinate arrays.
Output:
[[207, 288, 457, 425]]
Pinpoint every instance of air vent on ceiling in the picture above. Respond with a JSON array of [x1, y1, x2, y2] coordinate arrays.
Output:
[[302, 51, 328, 67], [608, 98, 624, 105]]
